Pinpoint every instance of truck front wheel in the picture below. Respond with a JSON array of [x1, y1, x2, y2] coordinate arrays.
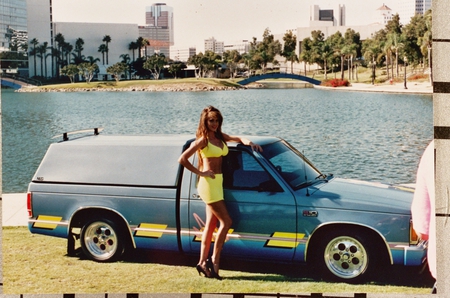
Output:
[[80, 218, 124, 262]]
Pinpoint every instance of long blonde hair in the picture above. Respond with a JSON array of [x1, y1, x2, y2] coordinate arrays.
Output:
[[196, 106, 224, 170]]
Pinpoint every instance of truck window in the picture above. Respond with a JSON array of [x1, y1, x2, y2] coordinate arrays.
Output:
[[223, 150, 282, 192]]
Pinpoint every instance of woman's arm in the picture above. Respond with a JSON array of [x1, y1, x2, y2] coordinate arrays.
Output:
[[222, 133, 263, 152], [178, 137, 215, 178]]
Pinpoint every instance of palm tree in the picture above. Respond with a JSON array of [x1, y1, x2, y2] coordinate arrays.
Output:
[[37, 41, 49, 77], [128, 41, 138, 62], [419, 11, 432, 84], [120, 53, 132, 79], [102, 35, 112, 64], [29, 38, 39, 77], [98, 44, 107, 65], [74, 38, 84, 61]]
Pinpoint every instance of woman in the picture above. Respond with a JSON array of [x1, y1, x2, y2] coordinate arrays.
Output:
[[178, 106, 262, 279]]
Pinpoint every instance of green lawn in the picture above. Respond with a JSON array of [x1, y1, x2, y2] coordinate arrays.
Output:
[[3, 227, 434, 294]]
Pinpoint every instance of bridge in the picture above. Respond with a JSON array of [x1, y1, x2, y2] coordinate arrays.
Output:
[[1, 74, 40, 89], [238, 72, 321, 86]]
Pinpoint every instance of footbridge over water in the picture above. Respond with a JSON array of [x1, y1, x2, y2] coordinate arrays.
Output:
[[1, 74, 40, 89], [238, 72, 321, 86]]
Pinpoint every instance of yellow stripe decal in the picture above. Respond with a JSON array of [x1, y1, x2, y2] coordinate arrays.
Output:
[[33, 215, 63, 230], [265, 232, 305, 248], [134, 223, 168, 238]]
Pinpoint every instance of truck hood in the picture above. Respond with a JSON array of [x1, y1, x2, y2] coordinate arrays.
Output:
[[302, 177, 414, 215]]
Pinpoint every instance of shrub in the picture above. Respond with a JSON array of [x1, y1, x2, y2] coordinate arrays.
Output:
[[321, 78, 351, 87]]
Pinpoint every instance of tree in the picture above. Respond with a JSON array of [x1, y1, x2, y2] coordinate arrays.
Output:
[[362, 38, 382, 85], [78, 62, 98, 83], [188, 53, 205, 78], [299, 37, 314, 76], [167, 61, 186, 79], [119, 53, 132, 79], [29, 38, 39, 77], [222, 50, 241, 78], [143, 53, 167, 79], [202, 50, 222, 78], [107, 62, 128, 82], [128, 41, 138, 62], [61, 64, 79, 83], [98, 44, 107, 65], [252, 28, 282, 74], [102, 35, 111, 64], [74, 38, 84, 62], [281, 30, 298, 74], [36, 41, 48, 77], [418, 10, 432, 84]]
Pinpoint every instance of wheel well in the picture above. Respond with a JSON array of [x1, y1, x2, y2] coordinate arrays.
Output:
[[69, 208, 135, 249], [305, 223, 391, 265]]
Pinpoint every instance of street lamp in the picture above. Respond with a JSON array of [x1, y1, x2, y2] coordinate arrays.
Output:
[[404, 57, 408, 90]]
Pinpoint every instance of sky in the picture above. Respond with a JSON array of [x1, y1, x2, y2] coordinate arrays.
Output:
[[52, 0, 390, 50]]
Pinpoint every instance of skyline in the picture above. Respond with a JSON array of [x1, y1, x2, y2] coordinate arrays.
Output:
[[52, 0, 390, 51]]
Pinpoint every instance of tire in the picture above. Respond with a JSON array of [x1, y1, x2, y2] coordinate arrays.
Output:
[[312, 229, 380, 283], [80, 218, 124, 262]]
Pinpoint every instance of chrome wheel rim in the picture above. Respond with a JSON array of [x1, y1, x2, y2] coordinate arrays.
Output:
[[324, 235, 368, 279], [83, 221, 118, 261]]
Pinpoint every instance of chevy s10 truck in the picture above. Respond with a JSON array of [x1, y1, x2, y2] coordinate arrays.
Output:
[[27, 130, 427, 283]]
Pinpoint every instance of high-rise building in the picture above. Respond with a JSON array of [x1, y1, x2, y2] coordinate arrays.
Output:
[[396, 0, 432, 24], [204, 37, 224, 55], [138, 3, 174, 58], [0, 0, 27, 52]]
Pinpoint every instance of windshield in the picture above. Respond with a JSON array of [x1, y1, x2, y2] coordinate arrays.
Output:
[[261, 140, 323, 189]]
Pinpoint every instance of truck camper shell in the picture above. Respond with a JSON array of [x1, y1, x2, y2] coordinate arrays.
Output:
[[32, 134, 194, 187]]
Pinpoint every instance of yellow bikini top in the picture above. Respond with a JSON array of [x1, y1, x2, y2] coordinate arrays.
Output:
[[199, 139, 229, 158]]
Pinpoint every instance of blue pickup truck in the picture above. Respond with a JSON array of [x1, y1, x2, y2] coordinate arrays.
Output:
[[27, 131, 427, 283]]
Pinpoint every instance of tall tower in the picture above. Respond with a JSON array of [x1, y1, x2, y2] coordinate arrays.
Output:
[[0, 0, 27, 52], [138, 3, 174, 57], [396, 0, 432, 24]]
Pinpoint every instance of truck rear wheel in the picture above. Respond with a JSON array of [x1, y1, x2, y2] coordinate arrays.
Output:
[[80, 218, 124, 262]]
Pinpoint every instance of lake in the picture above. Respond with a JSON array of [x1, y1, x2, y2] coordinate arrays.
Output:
[[1, 87, 433, 193]]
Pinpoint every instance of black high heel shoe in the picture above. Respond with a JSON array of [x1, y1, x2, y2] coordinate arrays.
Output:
[[196, 264, 209, 277], [206, 259, 222, 280]]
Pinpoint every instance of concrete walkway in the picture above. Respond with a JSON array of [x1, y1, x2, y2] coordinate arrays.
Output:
[[2, 193, 28, 226], [315, 81, 433, 95]]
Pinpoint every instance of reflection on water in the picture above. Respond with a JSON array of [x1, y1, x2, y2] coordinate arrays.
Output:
[[2, 88, 432, 193]]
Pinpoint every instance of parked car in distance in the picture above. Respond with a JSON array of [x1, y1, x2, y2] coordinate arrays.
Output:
[[27, 130, 427, 283]]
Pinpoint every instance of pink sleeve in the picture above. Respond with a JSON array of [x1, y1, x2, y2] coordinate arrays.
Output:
[[411, 141, 433, 235]]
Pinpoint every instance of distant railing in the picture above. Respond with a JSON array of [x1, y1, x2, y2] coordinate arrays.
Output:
[[238, 72, 321, 86], [1, 73, 42, 86]]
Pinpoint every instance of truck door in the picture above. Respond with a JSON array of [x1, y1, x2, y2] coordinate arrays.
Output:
[[188, 148, 298, 262]]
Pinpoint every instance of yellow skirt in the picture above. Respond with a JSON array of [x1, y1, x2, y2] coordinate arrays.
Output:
[[197, 174, 224, 204]]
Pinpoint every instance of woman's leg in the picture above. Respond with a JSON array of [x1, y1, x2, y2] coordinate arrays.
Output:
[[209, 200, 232, 274], [198, 205, 218, 272]]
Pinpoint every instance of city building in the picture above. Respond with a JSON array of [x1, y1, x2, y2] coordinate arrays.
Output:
[[170, 46, 196, 62], [139, 3, 174, 57], [396, 0, 432, 24], [309, 4, 345, 27], [223, 40, 251, 55], [0, 0, 27, 52], [374, 3, 393, 25], [204, 37, 224, 55]]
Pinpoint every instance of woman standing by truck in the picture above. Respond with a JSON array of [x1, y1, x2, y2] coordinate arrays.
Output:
[[178, 105, 262, 280]]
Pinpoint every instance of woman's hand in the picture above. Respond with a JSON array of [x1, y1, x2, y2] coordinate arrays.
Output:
[[201, 169, 216, 179], [247, 141, 263, 152]]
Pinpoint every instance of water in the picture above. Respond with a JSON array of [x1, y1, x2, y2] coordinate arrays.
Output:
[[2, 88, 433, 193]]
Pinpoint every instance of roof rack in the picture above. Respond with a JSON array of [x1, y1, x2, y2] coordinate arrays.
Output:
[[52, 127, 104, 141]]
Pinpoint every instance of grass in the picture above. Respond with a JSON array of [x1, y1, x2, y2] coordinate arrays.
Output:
[[3, 227, 434, 294], [36, 77, 244, 90], [31, 67, 430, 91]]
